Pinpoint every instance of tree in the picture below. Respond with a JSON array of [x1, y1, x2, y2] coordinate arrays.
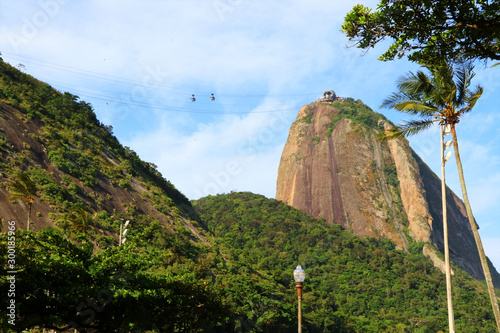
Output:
[[342, 0, 500, 64], [57, 207, 94, 235], [0, 228, 231, 332], [7, 171, 37, 231], [379, 62, 500, 332]]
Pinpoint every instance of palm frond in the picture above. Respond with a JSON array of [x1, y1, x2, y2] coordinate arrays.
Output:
[[377, 127, 405, 142], [63, 208, 93, 234], [460, 85, 484, 115], [6, 172, 37, 204], [455, 62, 476, 105], [381, 93, 437, 117], [378, 118, 437, 142], [6, 193, 29, 202], [414, 70, 435, 96], [430, 64, 457, 106], [396, 70, 434, 99]]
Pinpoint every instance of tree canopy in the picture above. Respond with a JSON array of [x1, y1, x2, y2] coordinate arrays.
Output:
[[342, 0, 500, 64], [0, 227, 231, 332], [193, 192, 499, 332], [379, 62, 483, 139]]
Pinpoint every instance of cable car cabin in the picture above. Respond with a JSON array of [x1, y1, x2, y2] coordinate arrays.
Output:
[[190, 94, 196, 102], [210, 93, 215, 101]]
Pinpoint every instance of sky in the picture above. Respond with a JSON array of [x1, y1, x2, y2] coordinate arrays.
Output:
[[0, 0, 499, 269]]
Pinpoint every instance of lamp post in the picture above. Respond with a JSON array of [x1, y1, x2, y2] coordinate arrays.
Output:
[[294, 265, 306, 333], [111, 216, 131, 246], [441, 124, 455, 332]]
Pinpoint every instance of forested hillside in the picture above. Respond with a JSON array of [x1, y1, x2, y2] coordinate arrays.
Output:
[[0, 58, 228, 332], [0, 58, 202, 243], [194, 192, 499, 332]]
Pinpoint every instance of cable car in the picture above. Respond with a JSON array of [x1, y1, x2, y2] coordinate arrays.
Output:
[[190, 94, 196, 102], [210, 93, 215, 101]]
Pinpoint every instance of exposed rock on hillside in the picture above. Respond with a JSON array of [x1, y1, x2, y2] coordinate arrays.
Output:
[[0, 59, 206, 245], [276, 97, 500, 286]]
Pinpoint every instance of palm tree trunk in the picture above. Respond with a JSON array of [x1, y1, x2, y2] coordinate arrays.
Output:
[[451, 125, 500, 332], [441, 125, 455, 332]]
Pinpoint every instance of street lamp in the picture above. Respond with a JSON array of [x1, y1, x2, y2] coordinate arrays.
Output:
[[294, 265, 306, 333], [120, 220, 130, 245], [441, 124, 455, 332], [111, 216, 131, 246]]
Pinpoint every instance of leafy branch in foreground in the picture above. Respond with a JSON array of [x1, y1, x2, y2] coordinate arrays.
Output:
[[342, 0, 500, 63]]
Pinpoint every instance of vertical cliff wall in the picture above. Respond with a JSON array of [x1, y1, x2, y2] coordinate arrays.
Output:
[[276, 97, 500, 285]]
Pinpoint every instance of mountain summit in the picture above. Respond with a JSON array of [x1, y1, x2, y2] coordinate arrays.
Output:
[[276, 94, 500, 286]]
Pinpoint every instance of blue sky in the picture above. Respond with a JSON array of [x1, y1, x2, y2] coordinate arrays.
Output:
[[1, 0, 500, 269]]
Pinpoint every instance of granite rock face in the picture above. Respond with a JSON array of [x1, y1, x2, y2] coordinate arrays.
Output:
[[276, 98, 499, 285]]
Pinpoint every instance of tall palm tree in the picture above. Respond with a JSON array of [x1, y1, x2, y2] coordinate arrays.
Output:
[[379, 62, 500, 332], [7, 171, 37, 231]]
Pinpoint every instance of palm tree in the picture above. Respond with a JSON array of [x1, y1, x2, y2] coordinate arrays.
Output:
[[57, 207, 93, 235], [7, 171, 37, 231], [379, 62, 500, 332]]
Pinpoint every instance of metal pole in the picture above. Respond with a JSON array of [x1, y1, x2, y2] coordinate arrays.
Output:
[[441, 124, 455, 333], [296, 282, 303, 333], [119, 222, 123, 246]]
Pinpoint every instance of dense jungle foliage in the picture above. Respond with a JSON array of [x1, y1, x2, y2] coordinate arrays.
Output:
[[0, 226, 230, 332], [194, 192, 499, 333], [2, 191, 498, 332]]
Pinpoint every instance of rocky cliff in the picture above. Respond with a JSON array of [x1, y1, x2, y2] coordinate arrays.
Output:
[[276, 96, 500, 286]]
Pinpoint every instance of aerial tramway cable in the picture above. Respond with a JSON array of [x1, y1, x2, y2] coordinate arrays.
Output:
[[2, 52, 322, 114]]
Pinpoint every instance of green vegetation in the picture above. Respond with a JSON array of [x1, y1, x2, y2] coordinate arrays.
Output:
[[0, 59, 190, 214], [342, 0, 500, 63], [194, 192, 498, 332], [325, 114, 342, 137], [0, 227, 229, 332], [325, 98, 389, 137], [303, 113, 313, 124], [383, 163, 399, 189], [301, 104, 316, 124]]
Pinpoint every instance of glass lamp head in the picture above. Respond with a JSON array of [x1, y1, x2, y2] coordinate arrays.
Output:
[[294, 265, 306, 283]]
